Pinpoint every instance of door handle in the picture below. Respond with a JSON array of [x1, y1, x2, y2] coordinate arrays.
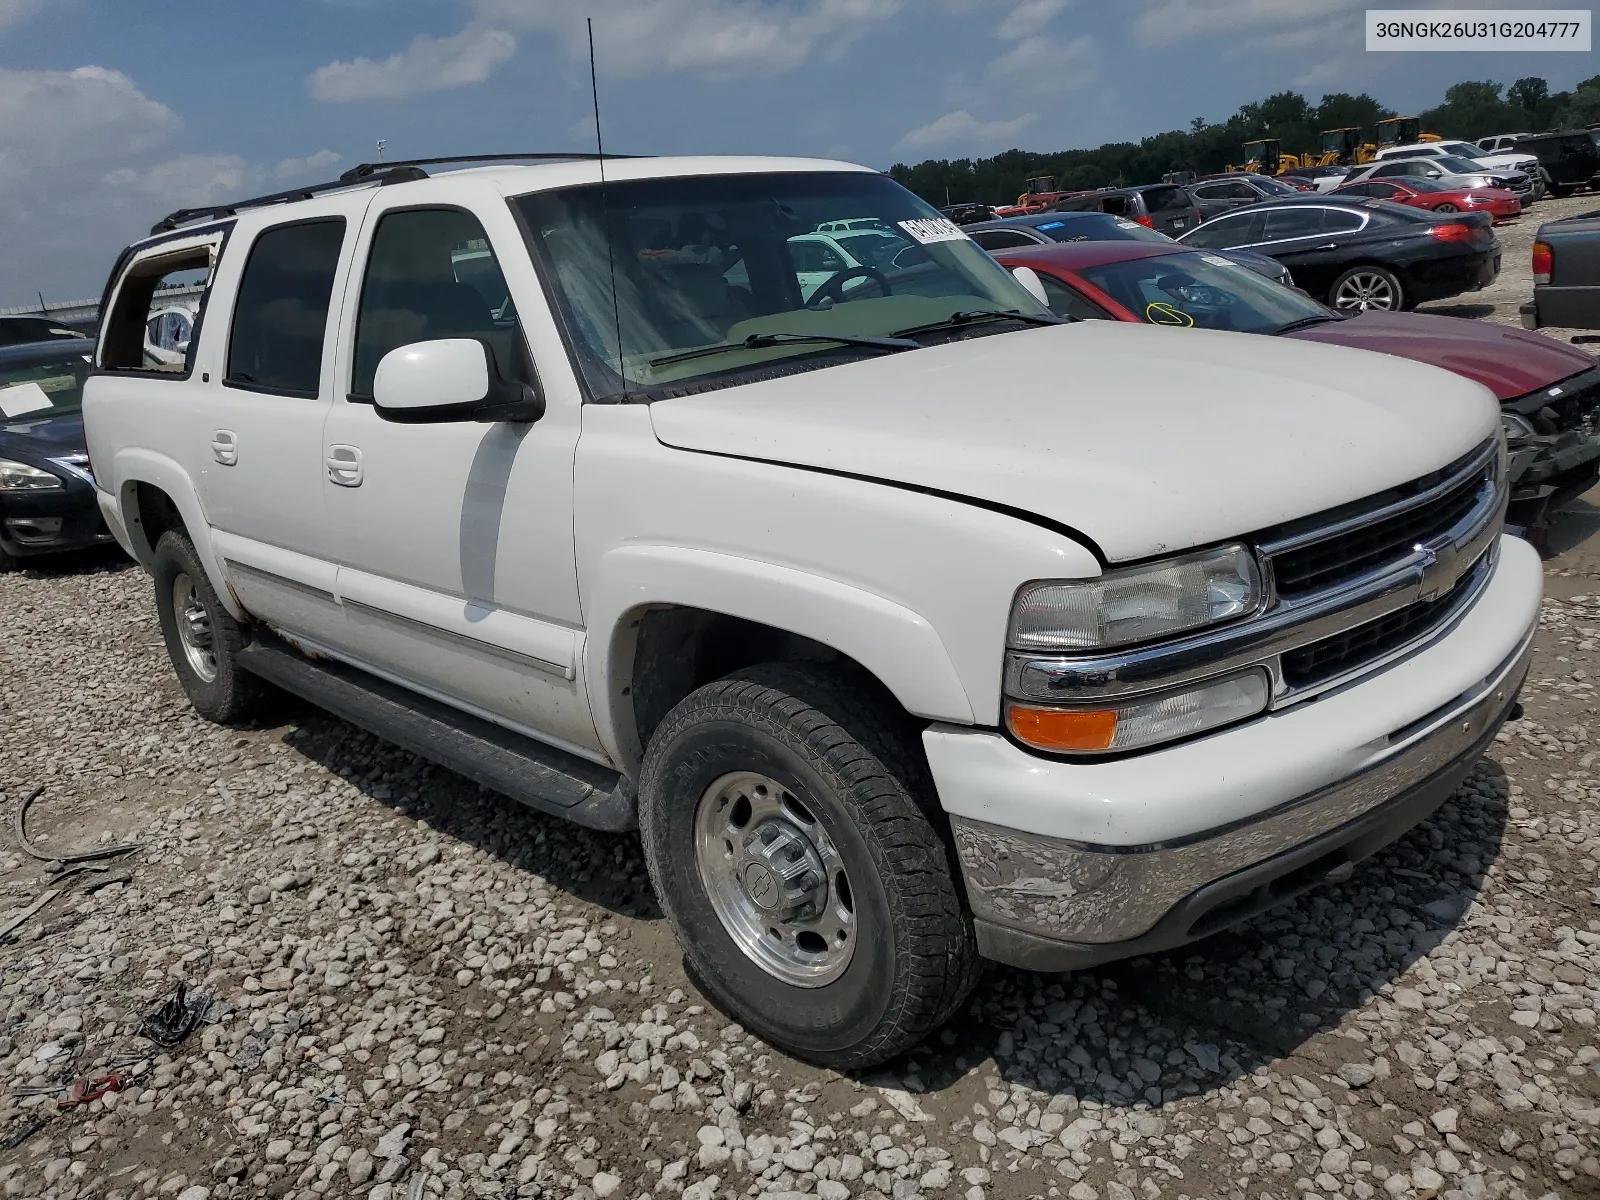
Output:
[[326, 445, 364, 488], [1314, 243, 1338, 251], [211, 430, 238, 466]]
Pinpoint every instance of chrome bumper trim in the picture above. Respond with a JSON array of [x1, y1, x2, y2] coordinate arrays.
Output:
[[958, 631, 1531, 946]]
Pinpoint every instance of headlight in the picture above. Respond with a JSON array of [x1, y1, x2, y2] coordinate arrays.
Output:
[[0, 459, 63, 491], [1008, 670, 1270, 754], [1009, 544, 1261, 652], [1500, 411, 1536, 441]]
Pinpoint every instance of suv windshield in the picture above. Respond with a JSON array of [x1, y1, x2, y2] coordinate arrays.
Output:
[[515, 171, 1051, 400], [1079, 250, 1334, 334], [0, 348, 91, 420], [1439, 142, 1485, 159]]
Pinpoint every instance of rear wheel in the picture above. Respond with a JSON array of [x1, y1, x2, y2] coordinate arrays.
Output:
[[152, 530, 265, 723], [639, 663, 980, 1069], [1432, 202, 1459, 213], [1329, 265, 1404, 312], [1547, 183, 1574, 199]]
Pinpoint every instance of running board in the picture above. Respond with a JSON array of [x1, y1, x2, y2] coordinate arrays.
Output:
[[238, 637, 636, 832]]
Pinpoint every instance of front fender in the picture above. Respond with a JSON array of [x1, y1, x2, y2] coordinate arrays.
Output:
[[109, 448, 241, 619], [584, 543, 975, 772]]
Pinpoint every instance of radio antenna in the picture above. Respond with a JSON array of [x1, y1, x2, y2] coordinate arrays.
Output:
[[589, 18, 625, 400]]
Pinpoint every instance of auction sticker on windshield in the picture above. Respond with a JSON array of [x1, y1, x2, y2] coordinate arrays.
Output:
[[899, 217, 969, 245], [1200, 254, 1237, 267]]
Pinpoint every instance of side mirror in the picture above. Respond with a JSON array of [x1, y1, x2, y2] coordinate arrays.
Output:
[[1011, 266, 1051, 307], [372, 338, 544, 425]]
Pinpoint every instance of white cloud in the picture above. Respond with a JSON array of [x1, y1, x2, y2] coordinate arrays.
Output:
[[0, 67, 313, 304], [998, 0, 1067, 40], [897, 109, 1039, 154], [103, 154, 248, 205], [474, 0, 902, 78], [987, 33, 1095, 94], [1133, 0, 1359, 44], [274, 148, 342, 179], [309, 25, 516, 102]]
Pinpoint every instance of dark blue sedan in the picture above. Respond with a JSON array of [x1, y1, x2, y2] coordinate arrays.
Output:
[[0, 340, 117, 571]]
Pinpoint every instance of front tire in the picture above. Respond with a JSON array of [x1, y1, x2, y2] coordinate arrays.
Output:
[[152, 530, 265, 724], [639, 663, 979, 1069], [1433, 202, 1459, 213], [1329, 264, 1404, 312]]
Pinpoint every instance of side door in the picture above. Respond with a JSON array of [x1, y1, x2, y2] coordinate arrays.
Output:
[[320, 186, 598, 758], [1252, 207, 1330, 274], [1288, 208, 1369, 297], [196, 206, 365, 647]]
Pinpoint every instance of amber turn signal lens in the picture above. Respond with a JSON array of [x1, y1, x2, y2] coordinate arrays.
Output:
[[1007, 704, 1118, 753]]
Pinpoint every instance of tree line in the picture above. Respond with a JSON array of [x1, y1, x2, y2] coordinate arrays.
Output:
[[890, 75, 1600, 207]]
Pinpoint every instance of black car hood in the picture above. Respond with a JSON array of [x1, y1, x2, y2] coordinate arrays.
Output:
[[0, 410, 86, 462]]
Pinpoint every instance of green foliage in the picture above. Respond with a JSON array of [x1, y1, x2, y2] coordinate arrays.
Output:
[[1557, 75, 1600, 128], [888, 77, 1593, 207]]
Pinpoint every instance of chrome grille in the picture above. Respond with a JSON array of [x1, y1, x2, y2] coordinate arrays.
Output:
[[1261, 440, 1497, 600], [1281, 560, 1483, 688]]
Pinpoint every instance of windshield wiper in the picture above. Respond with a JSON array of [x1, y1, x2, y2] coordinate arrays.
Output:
[[891, 309, 1068, 338], [649, 331, 920, 369], [1270, 314, 1346, 335]]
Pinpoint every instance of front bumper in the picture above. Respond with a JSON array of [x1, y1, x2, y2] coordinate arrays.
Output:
[[929, 534, 1542, 972], [954, 635, 1528, 971], [0, 479, 114, 559]]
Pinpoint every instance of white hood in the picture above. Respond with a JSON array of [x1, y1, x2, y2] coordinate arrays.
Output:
[[648, 321, 1499, 563]]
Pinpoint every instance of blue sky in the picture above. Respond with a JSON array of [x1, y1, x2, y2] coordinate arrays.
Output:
[[1, 0, 1594, 306]]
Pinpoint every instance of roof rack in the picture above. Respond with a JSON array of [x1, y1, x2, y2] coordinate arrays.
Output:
[[338, 151, 632, 184], [150, 151, 635, 236]]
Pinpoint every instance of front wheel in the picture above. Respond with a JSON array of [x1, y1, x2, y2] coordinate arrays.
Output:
[[1432, 202, 1459, 213], [152, 530, 265, 723], [1329, 264, 1404, 312], [639, 663, 979, 1069]]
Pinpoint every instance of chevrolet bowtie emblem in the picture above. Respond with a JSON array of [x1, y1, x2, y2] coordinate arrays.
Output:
[[1416, 544, 1456, 603]]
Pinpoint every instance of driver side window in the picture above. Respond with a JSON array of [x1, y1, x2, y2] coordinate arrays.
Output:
[[351, 207, 531, 400]]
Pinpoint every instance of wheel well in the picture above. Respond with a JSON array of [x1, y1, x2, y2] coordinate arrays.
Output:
[[626, 607, 901, 756], [129, 482, 186, 559]]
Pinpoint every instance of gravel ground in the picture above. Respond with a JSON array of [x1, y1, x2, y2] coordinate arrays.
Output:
[[1, 198, 1599, 1200]]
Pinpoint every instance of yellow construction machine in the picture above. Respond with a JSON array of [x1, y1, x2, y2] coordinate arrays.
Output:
[[1374, 117, 1441, 151], [1230, 139, 1302, 176]]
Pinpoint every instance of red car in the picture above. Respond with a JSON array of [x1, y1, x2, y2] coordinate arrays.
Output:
[[1333, 177, 1521, 221], [994, 239, 1599, 541]]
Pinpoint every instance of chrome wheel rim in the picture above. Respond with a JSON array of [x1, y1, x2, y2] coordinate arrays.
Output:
[[693, 771, 856, 987], [172, 573, 217, 683], [1332, 271, 1397, 311]]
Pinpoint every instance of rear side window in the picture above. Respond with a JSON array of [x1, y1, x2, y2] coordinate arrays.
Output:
[[1261, 209, 1323, 240], [226, 219, 346, 397], [1140, 186, 1186, 212], [97, 245, 216, 376], [1322, 210, 1364, 233]]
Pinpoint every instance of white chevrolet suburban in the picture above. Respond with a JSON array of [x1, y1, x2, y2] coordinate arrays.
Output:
[[83, 153, 1542, 1068]]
